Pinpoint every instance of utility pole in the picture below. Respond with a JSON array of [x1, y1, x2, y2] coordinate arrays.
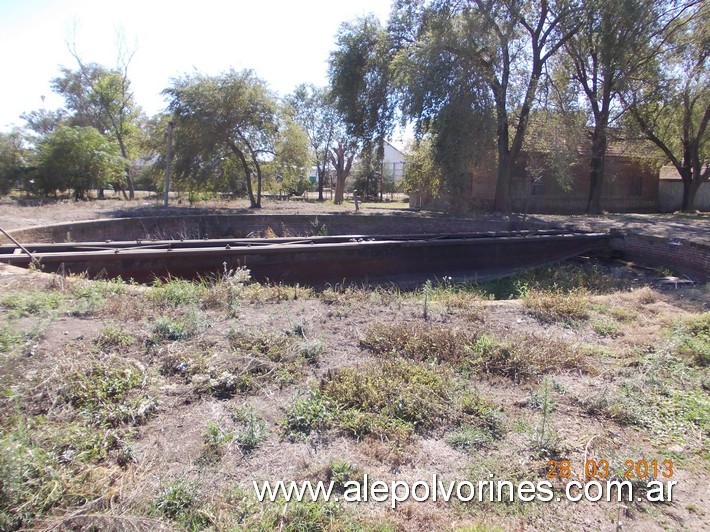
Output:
[[164, 121, 175, 208]]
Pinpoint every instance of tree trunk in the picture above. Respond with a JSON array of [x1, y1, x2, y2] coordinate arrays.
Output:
[[493, 94, 512, 214], [330, 144, 353, 205], [680, 172, 701, 212], [115, 136, 135, 200], [585, 125, 607, 215], [317, 166, 324, 201]]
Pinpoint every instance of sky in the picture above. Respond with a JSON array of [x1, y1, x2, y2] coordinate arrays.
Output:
[[0, 0, 392, 132]]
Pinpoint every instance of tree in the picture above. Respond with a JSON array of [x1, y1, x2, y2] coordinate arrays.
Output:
[[52, 54, 142, 199], [329, 15, 395, 200], [390, 0, 495, 203], [0, 131, 28, 195], [35, 126, 123, 199], [271, 114, 311, 195], [391, 0, 578, 213], [624, 1, 708, 212], [164, 69, 279, 208], [285, 85, 337, 200], [401, 136, 442, 201], [556, 0, 667, 213], [330, 137, 358, 204]]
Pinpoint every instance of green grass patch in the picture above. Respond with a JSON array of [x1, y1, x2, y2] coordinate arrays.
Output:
[[1, 290, 67, 318], [673, 313, 709, 367], [64, 363, 155, 428], [283, 359, 455, 441], [149, 278, 206, 308]]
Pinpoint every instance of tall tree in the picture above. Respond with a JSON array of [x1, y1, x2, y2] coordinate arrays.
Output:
[[558, 0, 667, 213], [0, 130, 28, 195], [35, 126, 123, 199], [329, 14, 395, 200], [52, 53, 142, 199], [624, 1, 708, 212], [164, 69, 279, 208], [285, 85, 337, 201], [390, 0, 495, 204], [390, 0, 578, 213]]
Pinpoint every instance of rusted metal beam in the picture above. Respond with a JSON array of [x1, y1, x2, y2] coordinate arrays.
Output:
[[0, 231, 610, 285]]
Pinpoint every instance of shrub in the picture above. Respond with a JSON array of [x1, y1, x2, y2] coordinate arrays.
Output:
[[360, 322, 479, 364], [523, 288, 589, 324]]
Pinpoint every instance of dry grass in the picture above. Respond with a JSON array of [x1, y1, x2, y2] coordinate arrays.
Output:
[[1, 259, 708, 531]]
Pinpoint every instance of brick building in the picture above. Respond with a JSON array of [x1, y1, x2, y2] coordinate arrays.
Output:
[[415, 145, 661, 214]]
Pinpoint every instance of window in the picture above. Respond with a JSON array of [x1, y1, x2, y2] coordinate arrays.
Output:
[[531, 175, 545, 196]]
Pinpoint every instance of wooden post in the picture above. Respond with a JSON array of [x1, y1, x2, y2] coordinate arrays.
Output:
[[164, 121, 175, 208]]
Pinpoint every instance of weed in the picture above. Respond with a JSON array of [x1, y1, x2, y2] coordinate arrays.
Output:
[[154, 477, 214, 529], [200, 420, 234, 463], [299, 339, 325, 364], [361, 322, 478, 364], [1, 290, 66, 318], [95, 326, 135, 351], [460, 390, 505, 438], [257, 500, 342, 531], [0, 426, 74, 529], [446, 425, 494, 450], [282, 391, 335, 440], [578, 387, 640, 425], [67, 278, 125, 316], [470, 333, 588, 382], [529, 379, 563, 458], [422, 279, 432, 319], [523, 288, 589, 324], [149, 278, 205, 308], [151, 309, 206, 342], [326, 460, 361, 492], [229, 330, 293, 361], [231, 406, 268, 452], [592, 318, 621, 337], [673, 313, 709, 367], [65, 363, 155, 427], [0, 324, 22, 352], [319, 359, 454, 439]]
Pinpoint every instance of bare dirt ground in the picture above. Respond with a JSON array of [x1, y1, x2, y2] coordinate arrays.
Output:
[[0, 198, 708, 531], [1, 195, 707, 245]]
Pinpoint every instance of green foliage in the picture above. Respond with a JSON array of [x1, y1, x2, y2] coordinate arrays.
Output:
[[149, 278, 205, 307], [268, 115, 312, 195], [0, 130, 28, 195], [164, 69, 279, 207], [401, 136, 442, 197], [35, 125, 123, 198], [673, 313, 709, 367], [154, 478, 214, 529], [95, 326, 135, 351], [65, 364, 154, 427], [1, 289, 67, 318], [282, 392, 335, 440], [231, 406, 268, 452]]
